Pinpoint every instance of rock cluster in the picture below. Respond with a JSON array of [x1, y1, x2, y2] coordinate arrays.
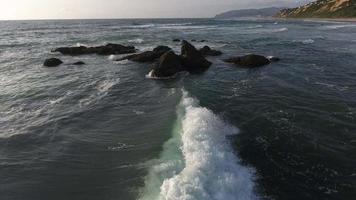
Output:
[[44, 40, 280, 78]]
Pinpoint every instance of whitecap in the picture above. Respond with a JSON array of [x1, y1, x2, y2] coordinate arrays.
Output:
[[140, 90, 257, 200]]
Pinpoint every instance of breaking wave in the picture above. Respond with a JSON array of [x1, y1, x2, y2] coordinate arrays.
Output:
[[139, 90, 257, 200]]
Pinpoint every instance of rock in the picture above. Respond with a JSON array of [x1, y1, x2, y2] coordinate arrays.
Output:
[[224, 54, 271, 68], [44, 58, 63, 67], [153, 46, 171, 55], [173, 39, 181, 42], [116, 46, 172, 63], [149, 51, 183, 78], [191, 39, 197, 42], [180, 40, 212, 72], [53, 43, 136, 56], [72, 61, 85, 65], [267, 56, 280, 62], [200, 40, 207, 42], [199, 46, 222, 56]]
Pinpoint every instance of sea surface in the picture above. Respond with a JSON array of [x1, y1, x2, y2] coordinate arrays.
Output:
[[0, 18, 356, 200]]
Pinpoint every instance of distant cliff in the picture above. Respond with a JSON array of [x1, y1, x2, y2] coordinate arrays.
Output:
[[277, 0, 356, 18], [215, 7, 284, 19]]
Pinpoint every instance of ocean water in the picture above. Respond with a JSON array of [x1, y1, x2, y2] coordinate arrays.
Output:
[[0, 18, 356, 200]]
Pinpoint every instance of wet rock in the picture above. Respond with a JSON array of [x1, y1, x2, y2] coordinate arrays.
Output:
[[268, 56, 280, 62], [224, 54, 271, 68], [199, 46, 222, 56], [116, 46, 172, 63], [44, 58, 63, 67], [180, 40, 212, 72], [173, 39, 181, 42], [53, 43, 136, 56], [149, 51, 183, 78]]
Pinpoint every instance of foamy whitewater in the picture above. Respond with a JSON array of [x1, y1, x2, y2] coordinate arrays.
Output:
[[140, 91, 256, 200]]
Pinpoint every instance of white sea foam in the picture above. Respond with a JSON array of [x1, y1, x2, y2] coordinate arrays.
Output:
[[145, 70, 178, 80], [272, 27, 288, 32], [140, 90, 257, 200], [133, 110, 145, 115], [302, 39, 315, 44], [247, 25, 263, 29], [108, 55, 117, 60], [322, 24, 356, 30], [96, 79, 119, 93], [128, 38, 144, 44]]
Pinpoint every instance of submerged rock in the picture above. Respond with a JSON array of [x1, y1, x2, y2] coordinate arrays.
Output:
[[173, 39, 181, 42], [199, 46, 222, 56], [44, 58, 63, 67], [53, 43, 136, 56], [180, 40, 212, 72], [224, 54, 271, 68], [116, 46, 172, 63], [149, 51, 183, 78], [72, 61, 86, 65]]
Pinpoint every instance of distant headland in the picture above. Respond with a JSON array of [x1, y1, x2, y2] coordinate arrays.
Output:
[[215, 0, 356, 19]]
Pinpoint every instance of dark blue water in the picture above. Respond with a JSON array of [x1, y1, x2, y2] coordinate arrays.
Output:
[[0, 18, 356, 200]]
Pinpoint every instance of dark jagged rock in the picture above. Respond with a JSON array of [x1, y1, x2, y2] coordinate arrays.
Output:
[[116, 46, 172, 63], [224, 54, 271, 68], [173, 39, 181, 42], [53, 43, 136, 56], [44, 58, 63, 67], [149, 51, 183, 78], [199, 46, 222, 56], [180, 40, 212, 72], [72, 61, 86, 65]]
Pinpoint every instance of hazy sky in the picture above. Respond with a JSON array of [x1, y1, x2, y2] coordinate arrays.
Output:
[[0, 0, 311, 20]]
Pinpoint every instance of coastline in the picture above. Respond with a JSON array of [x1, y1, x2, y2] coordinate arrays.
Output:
[[275, 17, 356, 23]]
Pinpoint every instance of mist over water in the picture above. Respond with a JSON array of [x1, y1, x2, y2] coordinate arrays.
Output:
[[1, 18, 356, 200]]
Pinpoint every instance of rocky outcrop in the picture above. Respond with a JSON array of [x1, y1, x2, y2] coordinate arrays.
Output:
[[148, 51, 183, 78], [277, 0, 356, 18], [44, 58, 63, 67], [199, 46, 222, 56], [53, 43, 136, 56], [180, 40, 212, 72], [224, 54, 273, 68], [116, 46, 171, 63]]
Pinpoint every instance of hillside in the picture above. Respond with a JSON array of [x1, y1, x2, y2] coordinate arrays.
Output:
[[215, 7, 283, 19], [277, 0, 356, 18]]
